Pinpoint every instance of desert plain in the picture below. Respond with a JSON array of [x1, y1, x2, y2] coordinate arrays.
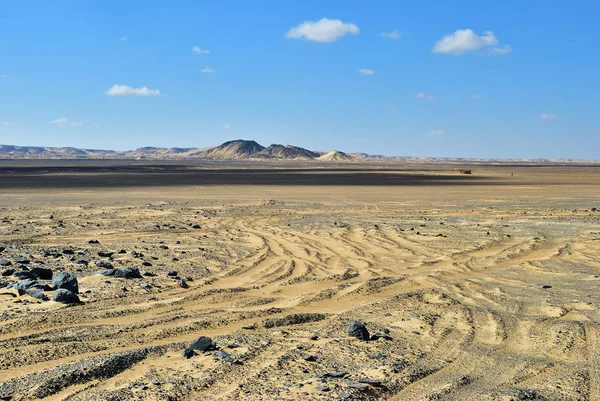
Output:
[[1, 161, 600, 400]]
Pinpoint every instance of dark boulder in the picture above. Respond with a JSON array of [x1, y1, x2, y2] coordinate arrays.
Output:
[[52, 272, 79, 293], [13, 270, 36, 280], [53, 289, 80, 304], [30, 267, 53, 280], [26, 289, 49, 301], [97, 251, 115, 257], [1, 268, 15, 276], [94, 267, 142, 279], [96, 260, 113, 269], [62, 249, 75, 255], [347, 321, 370, 341], [187, 336, 216, 353], [0, 259, 12, 267]]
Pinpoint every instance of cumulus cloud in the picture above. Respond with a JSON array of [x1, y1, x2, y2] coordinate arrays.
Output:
[[120, 36, 128, 42], [540, 113, 557, 120], [358, 68, 374, 76], [433, 29, 510, 55], [415, 92, 435, 101], [380, 29, 404, 40], [105, 85, 161, 96], [286, 18, 359, 43], [70, 122, 83, 127], [192, 46, 209, 55], [427, 129, 445, 137], [2, 121, 9, 125], [51, 117, 69, 127], [223, 124, 231, 129], [202, 67, 216, 73]]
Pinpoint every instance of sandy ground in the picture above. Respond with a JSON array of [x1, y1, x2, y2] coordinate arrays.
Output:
[[1, 164, 600, 400]]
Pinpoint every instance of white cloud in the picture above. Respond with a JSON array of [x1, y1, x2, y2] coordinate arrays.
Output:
[[70, 122, 83, 127], [358, 68, 374, 76], [286, 18, 359, 43], [202, 67, 216, 73], [223, 124, 231, 129], [415, 92, 435, 101], [469, 94, 481, 99], [427, 129, 445, 137], [120, 36, 128, 42], [51, 117, 69, 127], [433, 29, 510, 55], [192, 46, 210, 55], [390, 107, 399, 113], [105, 85, 161, 96], [540, 113, 557, 120], [1, 121, 9, 125], [380, 29, 404, 40]]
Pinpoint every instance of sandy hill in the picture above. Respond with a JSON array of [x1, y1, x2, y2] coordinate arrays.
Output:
[[317, 150, 355, 161], [254, 144, 320, 160]]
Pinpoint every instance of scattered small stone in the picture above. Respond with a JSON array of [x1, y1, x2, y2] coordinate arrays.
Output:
[[316, 386, 330, 392], [140, 283, 152, 290], [166, 270, 178, 277], [141, 261, 152, 267], [88, 239, 100, 244], [303, 355, 316, 362], [344, 380, 369, 391], [0, 259, 12, 267], [142, 271, 157, 277], [177, 279, 189, 288], [357, 378, 381, 386], [215, 350, 239, 363]]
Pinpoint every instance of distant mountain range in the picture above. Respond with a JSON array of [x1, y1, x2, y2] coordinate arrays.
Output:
[[0, 140, 597, 163], [0, 140, 360, 161]]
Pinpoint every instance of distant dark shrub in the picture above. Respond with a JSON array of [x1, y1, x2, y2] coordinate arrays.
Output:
[[459, 169, 472, 175]]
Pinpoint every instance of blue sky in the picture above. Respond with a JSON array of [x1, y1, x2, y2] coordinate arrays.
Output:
[[0, 0, 598, 158]]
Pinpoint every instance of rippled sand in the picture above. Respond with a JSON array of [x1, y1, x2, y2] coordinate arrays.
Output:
[[1, 163, 600, 400]]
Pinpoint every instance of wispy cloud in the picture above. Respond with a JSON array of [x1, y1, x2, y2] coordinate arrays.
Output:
[[286, 18, 359, 43], [50, 117, 83, 127], [202, 67, 216, 73], [380, 29, 404, 40], [223, 124, 231, 129], [192, 46, 210, 55], [469, 94, 481, 100], [427, 129, 445, 137], [105, 85, 161, 96], [433, 29, 511, 55], [0, 74, 6, 79], [1, 121, 10, 125], [120, 36, 128, 42], [358, 68, 374, 76], [539, 113, 557, 120], [414, 92, 436, 101], [51, 117, 69, 127], [390, 107, 399, 113]]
